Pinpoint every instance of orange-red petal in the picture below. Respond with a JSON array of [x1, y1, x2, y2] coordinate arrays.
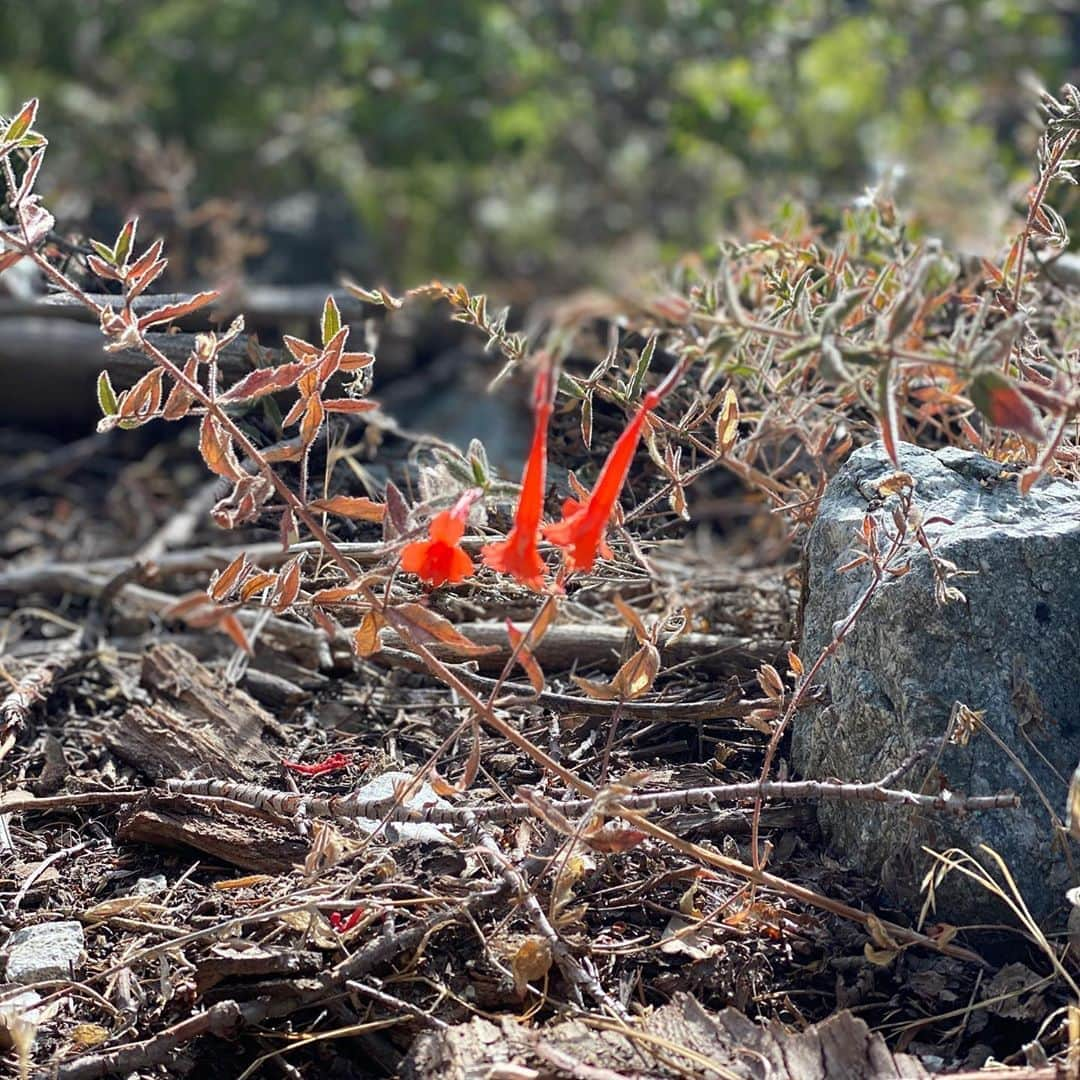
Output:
[[481, 532, 548, 590], [400, 539, 433, 576], [445, 544, 475, 584], [428, 509, 465, 545]]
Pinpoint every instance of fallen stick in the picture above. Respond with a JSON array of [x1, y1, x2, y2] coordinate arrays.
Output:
[[162, 772, 1019, 828]]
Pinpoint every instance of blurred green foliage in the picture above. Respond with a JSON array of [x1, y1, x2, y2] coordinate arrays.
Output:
[[0, 0, 1073, 290]]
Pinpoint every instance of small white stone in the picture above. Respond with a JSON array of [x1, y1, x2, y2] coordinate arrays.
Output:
[[132, 874, 168, 896], [3, 921, 85, 984], [351, 771, 454, 845]]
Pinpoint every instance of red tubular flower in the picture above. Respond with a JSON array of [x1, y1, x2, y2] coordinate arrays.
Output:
[[543, 360, 687, 573], [400, 489, 480, 587], [481, 363, 554, 590]]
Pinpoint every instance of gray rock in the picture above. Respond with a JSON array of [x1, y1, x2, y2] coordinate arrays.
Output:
[[3, 921, 85, 984], [792, 442, 1080, 924]]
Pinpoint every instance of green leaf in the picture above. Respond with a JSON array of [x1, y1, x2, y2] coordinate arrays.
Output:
[[877, 361, 900, 466], [96, 370, 119, 417], [627, 333, 657, 402], [321, 295, 342, 347], [3, 99, 38, 144], [467, 438, 490, 487], [89, 239, 116, 266], [113, 219, 137, 267]]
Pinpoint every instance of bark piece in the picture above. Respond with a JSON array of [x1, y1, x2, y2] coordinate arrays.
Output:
[[194, 943, 323, 996], [117, 793, 306, 873], [104, 643, 283, 781], [142, 641, 288, 744]]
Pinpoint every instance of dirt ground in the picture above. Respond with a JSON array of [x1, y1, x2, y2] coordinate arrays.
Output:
[[0, 314, 1072, 1079]]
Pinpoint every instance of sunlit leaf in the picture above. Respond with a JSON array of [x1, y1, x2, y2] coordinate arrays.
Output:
[[322, 397, 379, 414], [199, 415, 244, 481], [386, 603, 498, 658], [220, 362, 306, 403], [715, 387, 740, 454], [352, 610, 386, 657], [299, 394, 325, 448], [96, 370, 118, 417], [3, 99, 38, 144], [321, 294, 342, 347], [307, 495, 386, 521], [511, 936, 553, 996], [137, 290, 220, 330], [113, 218, 137, 267]]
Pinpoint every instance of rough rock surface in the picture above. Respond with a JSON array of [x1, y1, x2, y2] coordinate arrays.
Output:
[[3, 921, 85, 984], [792, 442, 1080, 923]]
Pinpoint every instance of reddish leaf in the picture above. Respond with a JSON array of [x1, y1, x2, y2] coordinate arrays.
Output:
[[612, 594, 649, 646], [12, 146, 45, 206], [209, 554, 250, 602], [457, 729, 481, 792], [969, 370, 1046, 443], [283, 334, 319, 362], [239, 571, 278, 601], [163, 592, 251, 654], [125, 238, 164, 282], [162, 357, 199, 421], [220, 362, 306, 403], [262, 443, 305, 463], [339, 351, 375, 372], [756, 663, 785, 703], [162, 591, 215, 621], [299, 394, 325, 448], [281, 394, 307, 428], [199, 415, 244, 481], [219, 611, 253, 655], [307, 495, 385, 521], [316, 326, 350, 384], [126, 259, 168, 300], [585, 826, 647, 853], [322, 398, 378, 414], [311, 607, 340, 638], [505, 619, 545, 693], [137, 290, 220, 330], [382, 481, 409, 540], [118, 368, 163, 421], [271, 555, 304, 614], [385, 603, 498, 658], [297, 368, 319, 399], [87, 253, 122, 282], [310, 583, 363, 604]]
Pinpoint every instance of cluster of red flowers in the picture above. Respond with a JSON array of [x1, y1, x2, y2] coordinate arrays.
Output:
[[400, 358, 684, 591]]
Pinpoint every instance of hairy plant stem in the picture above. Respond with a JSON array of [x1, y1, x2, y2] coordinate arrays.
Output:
[[1011, 128, 1079, 316]]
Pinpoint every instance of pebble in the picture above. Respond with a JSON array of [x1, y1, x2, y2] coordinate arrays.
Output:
[[3, 921, 85, 984]]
